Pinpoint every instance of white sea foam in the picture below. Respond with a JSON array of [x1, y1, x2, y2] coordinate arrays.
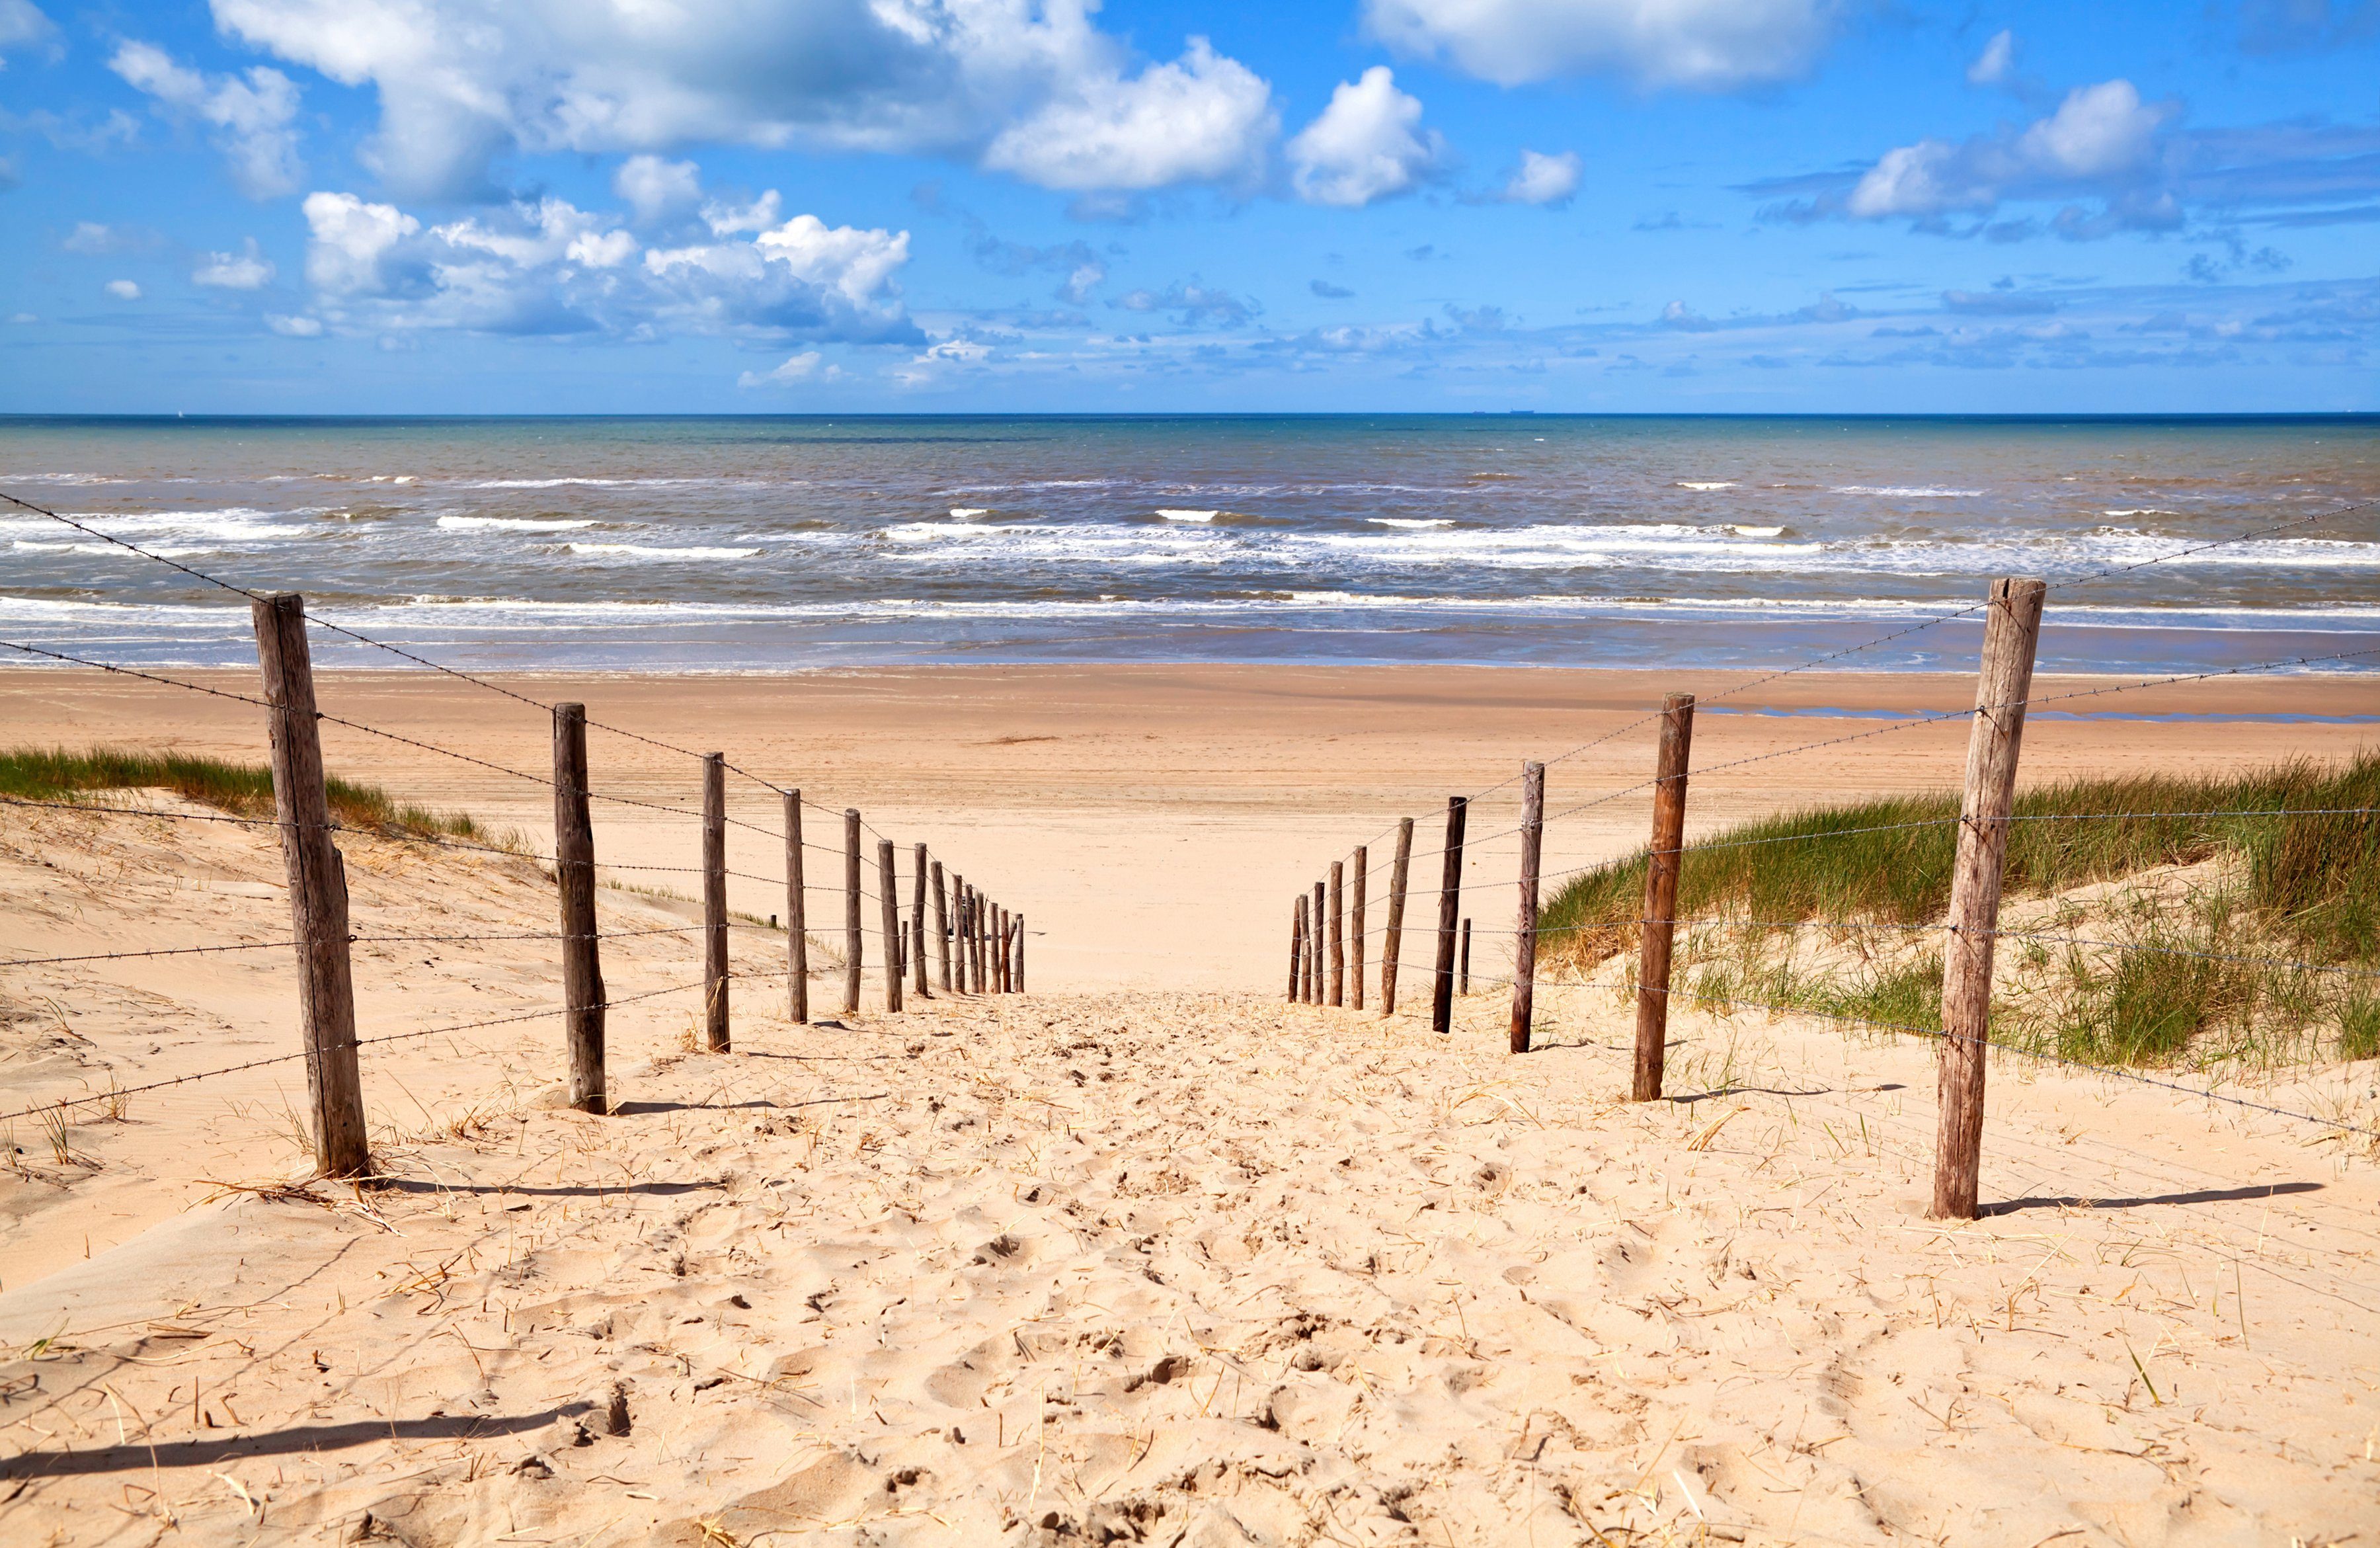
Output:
[[1157, 509, 1219, 522], [1733, 526, 1785, 538], [1677, 481, 1737, 491], [1368, 518, 1456, 529], [2103, 509, 2178, 518], [1830, 485, 1983, 497], [565, 542, 760, 561], [948, 507, 989, 519], [438, 514, 598, 531]]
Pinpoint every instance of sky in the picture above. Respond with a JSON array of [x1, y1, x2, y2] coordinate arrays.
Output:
[[0, 0, 2375, 415]]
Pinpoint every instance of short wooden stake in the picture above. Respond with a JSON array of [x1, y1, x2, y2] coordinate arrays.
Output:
[[1350, 844, 1368, 1012], [1431, 797, 1467, 1035], [553, 704, 606, 1112], [252, 592, 369, 1178], [785, 792, 809, 1025], [1289, 895, 1306, 1000], [1381, 818, 1413, 1016], [701, 754, 729, 1051], [1509, 760, 1544, 1055], [933, 861, 951, 993], [1328, 860, 1345, 1007], [1310, 881, 1325, 1003], [1013, 915, 1026, 993], [912, 843, 931, 1000], [1632, 694, 1696, 1100], [842, 809, 863, 1016], [952, 876, 969, 993], [1933, 577, 2048, 1221], [878, 839, 903, 1012], [1459, 918, 1472, 995]]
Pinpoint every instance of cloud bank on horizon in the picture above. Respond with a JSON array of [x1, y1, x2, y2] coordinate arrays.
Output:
[[1, 0, 2375, 412]]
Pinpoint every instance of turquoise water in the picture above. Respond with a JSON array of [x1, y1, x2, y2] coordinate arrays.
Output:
[[3, 414, 2376, 674]]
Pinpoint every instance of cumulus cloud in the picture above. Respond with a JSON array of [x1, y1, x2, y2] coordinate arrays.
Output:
[[1839, 79, 2178, 233], [614, 155, 701, 226], [1287, 67, 1443, 208], [1365, 0, 1843, 90], [981, 38, 1275, 190], [210, 0, 1276, 199], [1503, 148, 1581, 204], [1966, 28, 2016, 87], [265, 311, 322, 335], [298, 180, 922, 345], [109, 40, 303, 198], [105, 279, 141, 300], [193, 239, 276, 288], [0, 0, 52, 60]]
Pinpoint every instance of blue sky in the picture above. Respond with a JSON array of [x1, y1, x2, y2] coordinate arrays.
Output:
[[1, 0, 2375, 414]]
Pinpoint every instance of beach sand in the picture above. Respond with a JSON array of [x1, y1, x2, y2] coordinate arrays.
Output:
[[3, 665, 2379, 1543]]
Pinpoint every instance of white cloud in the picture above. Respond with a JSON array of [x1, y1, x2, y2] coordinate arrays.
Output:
[[62, 221, 128, 254], [737, 350, 837, 387], [210, 0, 1277, 199], [1287, 67, 1443, 208], [0, 0, 52, 59], [1365, 0, 1841, 90], [702, 190, 785, 236], [105, 279, 141, 300], [1966, 28, 2016, 87], [614, 155, 701, 225], [109, 40, 303, 198], [1503, 148, 1581, 204], [300, 182, 919, 344], [981, 38, 1274, 190], [193, 239, 276, 288], [1846, 79, 2174, 224], [265, 311, 322, 335]]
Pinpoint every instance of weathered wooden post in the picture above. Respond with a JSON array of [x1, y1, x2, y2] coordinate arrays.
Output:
[[912, 843, 931, 1000], [1431, 797, 1468, 1035], [1289, 896, 1306, 1000], [1310, 881, 1325, 1002], [553, 704, 605, 1112], [1632, 695, 1696, 1100], [1459, 918, 1472, 995], [1933, 577, 2047, 1221], [784, 792, 809, 1025], [952, 876, 969, 993], [1350, 844, 1368, 1012], [878, 840, 903, 1012], [933, 861, 951, 993], [999, 907, 1013, 993], [1328, 861, 1345, 1007], [1381, 818, 1413, 1016], [1013, 915, 1026, 993], [1509, 760, 1544, 1054], [701, 755, 729, 1051], [842, 809, 863, 1016], [252, 592, 370, 1177]]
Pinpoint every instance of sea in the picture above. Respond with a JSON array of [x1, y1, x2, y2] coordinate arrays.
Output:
[[3, 414, 2376, 680]]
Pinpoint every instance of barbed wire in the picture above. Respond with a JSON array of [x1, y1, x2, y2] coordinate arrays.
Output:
[[1, 922, 712, 969]]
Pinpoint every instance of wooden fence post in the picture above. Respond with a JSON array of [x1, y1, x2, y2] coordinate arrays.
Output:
[[785, 792, 809, 1025], [912, 844, 931, 1000], [1350, 845, 1368, 1011], [952, 876, 968, 993], [1431, 797, 1468, 1035], [1459, 918, 1472, 995], [1381, 818, 1413, 1016], [553, 704, 606, 1112], [933, 861, 951, 993], [842, 809, 863, 1016], [1289, 896, 1306, 1000], [1933, 577, 2048, 1221], [251, 592, 370, 1177], [1310, 881, 1325, 1003], [701, 754, 729, 1051], [1509, 760, 1544, 1054], [1013, 915, 1026, 993], [1000, 907, 1012, 993], [878, 840, 903, 1012], [1632, 694, 1696, 1101], [1329, 860, 1345, 1007]]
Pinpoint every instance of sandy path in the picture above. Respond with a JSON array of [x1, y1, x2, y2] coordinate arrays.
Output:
[[5, 985, 2379, 1545]]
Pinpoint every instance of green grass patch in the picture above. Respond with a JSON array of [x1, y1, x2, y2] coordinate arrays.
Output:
[[1542, 749, 2380, 1067], [0, 745, 495, 844]]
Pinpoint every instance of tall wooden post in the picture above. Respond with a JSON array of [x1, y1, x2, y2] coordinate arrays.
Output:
[[785, 792, 809, 1025], [252, 593, 369, 1177], [1381, 818, 1413, 1016], [878, 840, 903, 1012], [1509, 760, 1545, 1054], [1310, 881, 1326, 1003], [912, 844, 931, 1000], [1328, 861, 1345, 1007], [952, 876, 968, 993], [842, 809, 863, 1016], [701, 754, 729, 1051], [553, 704, 606, 1112], [1632, 695, 1696, 1101], [1431, 797, 1468, 1035], [1350, 844, 1368, 1012], [1933, 577, 2047, 1221], [999, 907, 1012, 993], [933, 861, 951, 993], [1013, 915, 1026, 993], [1289, 896, 1306, 1000]]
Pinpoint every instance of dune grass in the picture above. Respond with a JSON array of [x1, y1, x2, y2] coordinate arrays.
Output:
[[0, 745, 497, 844], [1542, 751, 2380, 1068]]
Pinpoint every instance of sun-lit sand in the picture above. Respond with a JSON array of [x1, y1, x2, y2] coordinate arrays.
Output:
[[5, 665, 2379, 1543]]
